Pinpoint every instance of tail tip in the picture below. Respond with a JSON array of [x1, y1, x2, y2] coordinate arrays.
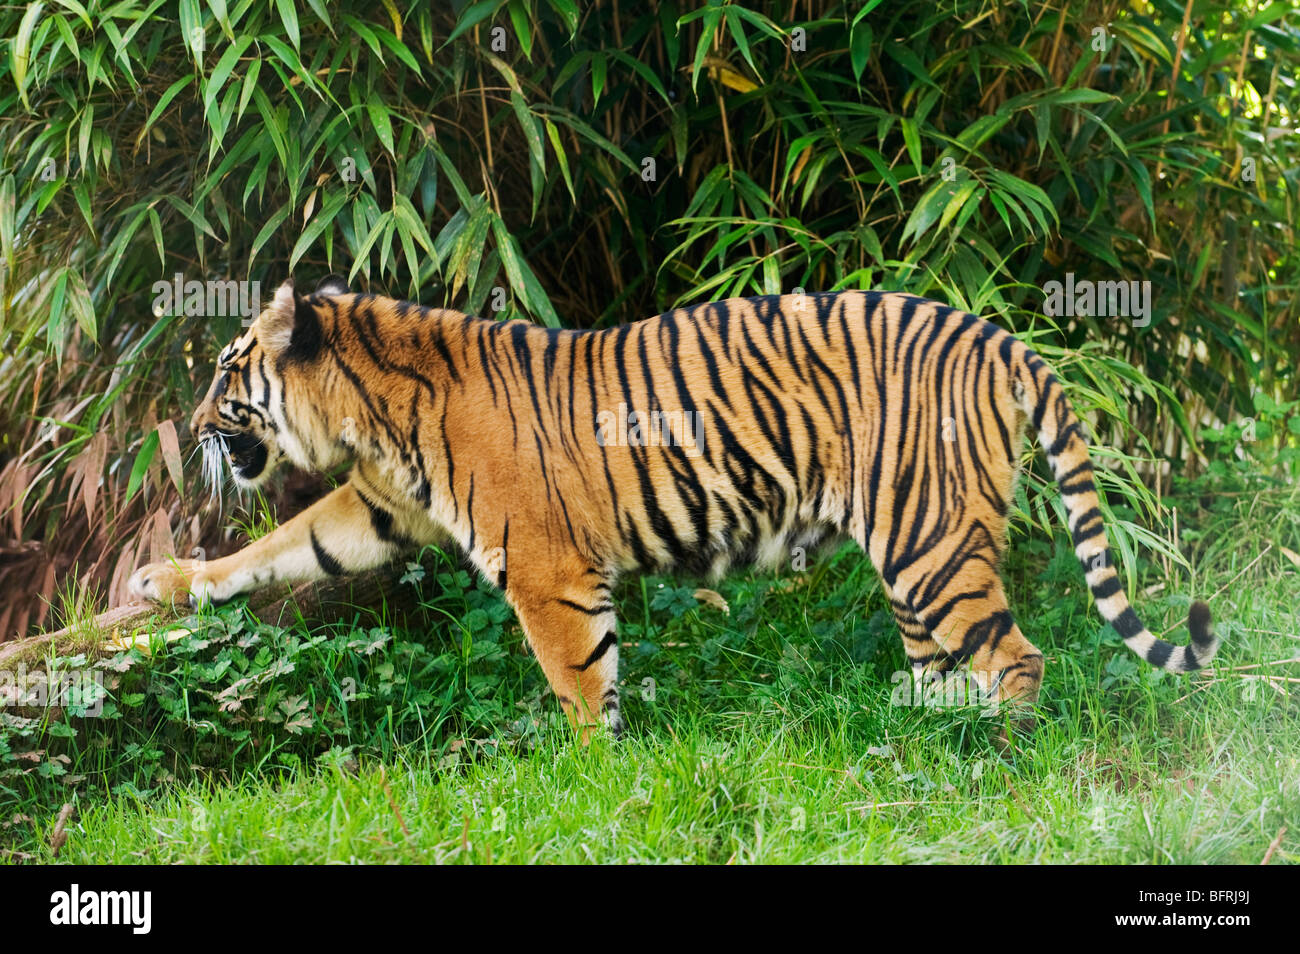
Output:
[[1188, 600, 1214, 650]]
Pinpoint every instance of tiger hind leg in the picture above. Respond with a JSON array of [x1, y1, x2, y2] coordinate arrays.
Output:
[[883, 583, 957, 676], [896, 557, 1044, 730]]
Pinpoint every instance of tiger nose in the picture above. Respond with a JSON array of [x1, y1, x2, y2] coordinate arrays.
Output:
[[190, 408, 210, 439]]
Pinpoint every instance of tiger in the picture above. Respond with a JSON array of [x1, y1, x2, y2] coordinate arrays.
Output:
[[129, 276, 1219, 740]]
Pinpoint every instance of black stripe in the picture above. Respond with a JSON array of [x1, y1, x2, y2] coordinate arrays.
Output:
[[1112, 607, 1145, 640], [1090, 575, 1122, 599], [466, 474, 476, 552], [310, 528, 345, 575], [439, 404, 456, 519], [510, 322, 548, 431], [1056, 460, 1092, 484], [1032, 379, 1049, 433], [498, 519, 509, 590], [925, 589, 987, 628], [555, 598, 614, 616], [1059, 477, 1096, 496], [1146, 639, 1172, 668], [430, 324, 461, 384], [691, 313, 733, 412], [355, 490, 411, 547], [1048, 421, 1081, 458], [1071, 521, 1104, 548], [985, 609, 1015, 653], [1070, 505, 1103, 539], [477, 326, 500, 404], [1083, 549, 1113, 570], [285, 297, 323, 363], [571, 631, 618, 671]]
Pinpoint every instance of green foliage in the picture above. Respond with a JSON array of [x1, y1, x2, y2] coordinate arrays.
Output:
[[1199, 390, 1300, 479], [0, 545, 546, 804], [0, 4, 1296, 629]]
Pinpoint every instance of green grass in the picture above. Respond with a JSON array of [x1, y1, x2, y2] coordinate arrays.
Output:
[[3, 478, 1298, 864]]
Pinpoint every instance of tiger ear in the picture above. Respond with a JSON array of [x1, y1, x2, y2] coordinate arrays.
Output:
[[258, 279, 300, 355], [315, 274, 350, 296]]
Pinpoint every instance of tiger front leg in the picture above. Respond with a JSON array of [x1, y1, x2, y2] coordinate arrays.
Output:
[[129, 480, 422, 608], [506, 556, 623, 742]]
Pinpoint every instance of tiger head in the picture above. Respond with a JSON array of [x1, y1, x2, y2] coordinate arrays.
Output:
[[189, 275, 351, 491]]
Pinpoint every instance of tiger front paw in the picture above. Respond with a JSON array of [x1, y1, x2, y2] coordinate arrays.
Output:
[[128, 559, 220, 609]]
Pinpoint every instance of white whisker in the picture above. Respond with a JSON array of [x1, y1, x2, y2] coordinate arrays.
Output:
[[199, 433, 230, 520]]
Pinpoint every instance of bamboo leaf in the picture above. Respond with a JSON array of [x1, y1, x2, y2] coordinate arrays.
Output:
[[157, 419, 183, 494], [492, 216, 558, 326], [126, 431, 160, 503], [289, 191, 349, 271], [202, 35, 251, 118], [64, 267, 96, 342], [367, 102, 395, 156], [12, 3, 46, 109], [275, 0, 299, 49], [136, 74, 195, 149], [442, 0, 501, 48]]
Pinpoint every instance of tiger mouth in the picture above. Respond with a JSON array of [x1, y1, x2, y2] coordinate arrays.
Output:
[[201, 429, 268, 489], [228, 433, 268, 481]]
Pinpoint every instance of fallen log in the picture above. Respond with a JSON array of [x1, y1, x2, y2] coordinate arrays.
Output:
[[0, 562, 433, 668]]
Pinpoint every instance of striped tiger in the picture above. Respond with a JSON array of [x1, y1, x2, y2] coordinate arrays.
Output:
[[129, 277, 1219, 739]]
